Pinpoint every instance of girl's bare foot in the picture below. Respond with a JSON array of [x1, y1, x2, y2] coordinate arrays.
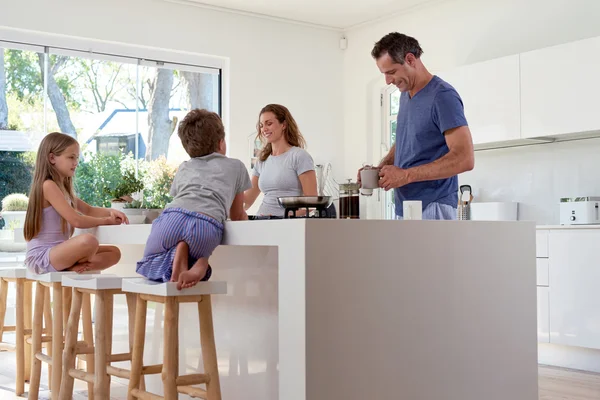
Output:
[[171, 242, 189, 283]]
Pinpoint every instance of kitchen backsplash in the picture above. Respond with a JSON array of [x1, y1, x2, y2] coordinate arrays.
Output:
[[459, 137, 600, 225]]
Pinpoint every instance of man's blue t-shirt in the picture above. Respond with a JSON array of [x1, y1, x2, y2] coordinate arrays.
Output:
[[394, 75, 468, 217]]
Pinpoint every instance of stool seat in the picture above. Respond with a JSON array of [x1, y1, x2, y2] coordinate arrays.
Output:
[[122, 278, 227, 296], [0, 267, 26, 279], [62, 274, 136, 290], [26, 270, 95, 282]]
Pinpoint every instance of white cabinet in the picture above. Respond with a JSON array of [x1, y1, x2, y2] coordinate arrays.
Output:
[[438, 55, 521, 145], [520, 36, 600, 138], [548, 230, 600, 349], [537, 287, 550, 343], [536, 230, 549, 257]]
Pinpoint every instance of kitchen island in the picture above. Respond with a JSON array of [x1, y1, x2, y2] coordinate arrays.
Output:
[[79, 219, 538, 400]]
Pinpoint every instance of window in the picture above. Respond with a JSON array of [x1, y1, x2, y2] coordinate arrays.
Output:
[[382, 86, 400, 219], [0, 39, 222, 240]]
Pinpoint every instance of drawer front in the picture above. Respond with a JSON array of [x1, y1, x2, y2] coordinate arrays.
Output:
[[536, 258, 549, 286], [536, 230, 549, 257]]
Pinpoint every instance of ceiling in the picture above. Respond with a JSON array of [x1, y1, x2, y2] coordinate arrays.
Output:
[[170, 0, 440, 30]]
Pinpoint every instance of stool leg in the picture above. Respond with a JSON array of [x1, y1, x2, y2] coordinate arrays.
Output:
[[127, 295, 147, 400], [62, 287, 72, 336], [105, 293, 114, 393], [82, 293, 95, 400], [0, 278, 8, 342], [43, 288, 53, 385], [24, 280, 33, 382], [51, 282, 63, 400], [126, 293, 145, 391], [59, 289, 83, 400], [15, 278, 25, 396], [199, 295, 222, 400], [163, 297, 179, 400], [94, 291, 109, 399], [29, 283, 45, 400]]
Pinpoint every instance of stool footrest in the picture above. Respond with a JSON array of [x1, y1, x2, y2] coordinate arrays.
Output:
[[177, 385, 208, 399], [75, 341, 95, 355], [176, 373, 209, 386], [107, 365, 130, 379], [1, 326, 16, 332], [142, 364, 163, 375], [26, 335, 54, 345], [0, 342, 16, 351], [35, 353, 52, 365], [68, 368, 95, 383], [109, 352, 132, 362], [131, 388, 164, 400]]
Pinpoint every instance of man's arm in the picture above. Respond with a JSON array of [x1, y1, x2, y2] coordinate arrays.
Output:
[[378, 144, 396, 167], [406, 126, 474, 182], [378, 126, 474, 191]]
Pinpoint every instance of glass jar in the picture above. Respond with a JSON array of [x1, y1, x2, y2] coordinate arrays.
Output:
[[339, 180, 360, 219]]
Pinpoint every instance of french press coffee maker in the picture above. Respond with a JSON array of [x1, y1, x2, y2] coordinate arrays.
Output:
[[339, 179, 360, 219]]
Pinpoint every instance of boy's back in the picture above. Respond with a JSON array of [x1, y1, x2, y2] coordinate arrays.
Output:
[[167, 153, 251, 223]]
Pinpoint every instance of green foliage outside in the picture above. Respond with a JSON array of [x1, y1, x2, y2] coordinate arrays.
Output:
[[76, 151, 176, 209]]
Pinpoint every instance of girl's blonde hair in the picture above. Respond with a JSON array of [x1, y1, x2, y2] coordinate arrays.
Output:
[[24, 132, 79, 241], [256, 104, 306, 162]]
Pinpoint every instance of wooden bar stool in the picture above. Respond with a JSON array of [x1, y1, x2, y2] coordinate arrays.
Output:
[[123, 278, 226, 400], [59, 274, 139, 400], [0, 266, 37, 396], [27, 270, 94, 400]]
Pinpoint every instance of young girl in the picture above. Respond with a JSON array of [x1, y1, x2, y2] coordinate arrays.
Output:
[[136, 109, 251, 290], [24, 132, 127, 274]]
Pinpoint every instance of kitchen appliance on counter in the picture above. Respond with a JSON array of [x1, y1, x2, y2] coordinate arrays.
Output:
[[339, 180, 360, 219], [457, 185, 473, 220], [470, 202, 519, 221], [248, 196, 336, 220], [278, 196, 334, 219], [560, 197, 600, 225]]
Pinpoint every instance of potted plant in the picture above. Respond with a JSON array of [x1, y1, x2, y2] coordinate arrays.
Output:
[[1, 193, 29, 230], [104, 170, 144, 211], [122, 198, 147, 224]]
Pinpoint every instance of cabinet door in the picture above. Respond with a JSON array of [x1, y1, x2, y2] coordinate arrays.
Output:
[[520, 36, 600, 138], [537, 287, 550, 343], [437, 55, 520, 145], [549, 230, 600, 348]]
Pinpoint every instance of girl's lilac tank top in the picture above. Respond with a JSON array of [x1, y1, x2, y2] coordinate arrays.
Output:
[[26, 206, 71, 251]]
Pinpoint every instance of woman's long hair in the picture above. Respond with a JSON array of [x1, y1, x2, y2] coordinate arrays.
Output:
[[256, 104, 306, 162]]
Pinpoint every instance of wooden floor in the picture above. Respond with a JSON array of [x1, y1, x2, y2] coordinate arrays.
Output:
[[539, 365, 600, 399], [0, 358, 597, 399]]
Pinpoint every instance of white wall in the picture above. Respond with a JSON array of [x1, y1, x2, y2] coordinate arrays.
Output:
[[343, 0, 600, 202], [460, 139, 600, 224], [0, 0, 345, 179]]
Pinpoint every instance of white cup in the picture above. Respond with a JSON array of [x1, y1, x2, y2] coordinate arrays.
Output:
[[403, 200, 423, 220]]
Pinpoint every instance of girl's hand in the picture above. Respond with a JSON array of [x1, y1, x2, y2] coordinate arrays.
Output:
[[105, 211, 122, 225], [111, 209, 129, 224]]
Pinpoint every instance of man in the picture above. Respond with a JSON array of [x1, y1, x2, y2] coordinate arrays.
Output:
[[360, 32, 474, 220]]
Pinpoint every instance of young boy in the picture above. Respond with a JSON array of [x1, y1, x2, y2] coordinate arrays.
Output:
[[136, 109, 251, 289]]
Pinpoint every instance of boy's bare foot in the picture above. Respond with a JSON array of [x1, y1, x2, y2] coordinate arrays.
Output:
[[177, 264, 211, 290], [170, 242, 189, 283]]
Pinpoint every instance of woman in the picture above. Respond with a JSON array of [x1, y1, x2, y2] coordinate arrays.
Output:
[[244, 104, 317, 217]]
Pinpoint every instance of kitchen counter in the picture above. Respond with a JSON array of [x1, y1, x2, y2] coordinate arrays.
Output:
[[77, 220, 538, 400], [537, 224, 600, 229]]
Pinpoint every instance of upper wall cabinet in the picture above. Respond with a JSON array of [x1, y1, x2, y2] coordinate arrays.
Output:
[[438, 55, 521, 145], [520, 36, 600, 139]]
